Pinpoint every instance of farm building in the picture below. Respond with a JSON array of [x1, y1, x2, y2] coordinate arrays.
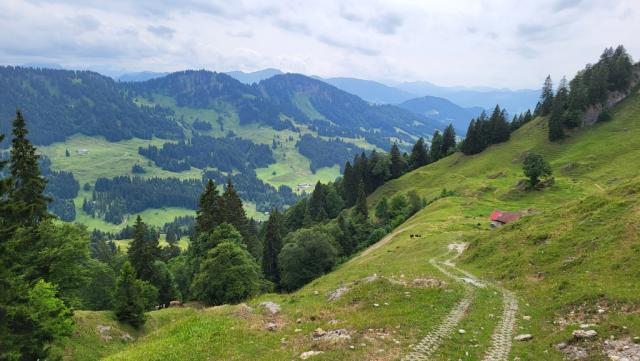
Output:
[[490, 210, 523, 227]]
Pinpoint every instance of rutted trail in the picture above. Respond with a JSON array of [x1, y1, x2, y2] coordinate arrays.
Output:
[[402, 243, 518, 361]]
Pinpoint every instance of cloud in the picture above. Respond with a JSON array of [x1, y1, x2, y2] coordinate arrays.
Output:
[[552, 0, 583, 11], [368, 13, 404, 35], [66, 14, 101, 31], [148, 25, 175, 39], [316, 35, 379, 56], [274, 19, 311, 36]]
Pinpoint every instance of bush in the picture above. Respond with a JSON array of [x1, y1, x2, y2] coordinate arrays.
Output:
[[191, 241, 262, 306], [278, 229, 337, 291]]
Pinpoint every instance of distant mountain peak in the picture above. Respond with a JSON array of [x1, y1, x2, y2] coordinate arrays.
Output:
[[225, 68, 284, 84]]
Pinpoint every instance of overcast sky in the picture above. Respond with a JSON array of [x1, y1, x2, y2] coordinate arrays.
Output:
[[1, 0, 638, 89]]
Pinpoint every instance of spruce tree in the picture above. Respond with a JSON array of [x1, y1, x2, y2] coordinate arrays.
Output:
[[0, 133, 11, 236], [128, 216, 160, 282], [489, 105, 510, 144], [341, 161, 358, 207], [409, 137, 429, 170], [390, 142, 404, 179], [549, 78, 568, 141], [113, 262, 146, 328], [221, 179, 259, 258], [307, 182, 328, 223], [9, 110, 50, 226], [441, 124, 456, 155], [262, 209, 285, 284], [540, 75, 554, 116], [429, 130, 444, 162], [354, 180, 368, 219], [195, 179, 222, 236], [461, 119, 477, 155], [375, 197, 390, 224]]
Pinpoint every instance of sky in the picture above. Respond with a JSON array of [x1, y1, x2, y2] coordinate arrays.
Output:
[[0, 0, 638, 89]]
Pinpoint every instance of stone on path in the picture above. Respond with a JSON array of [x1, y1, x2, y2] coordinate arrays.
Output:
[[572, 329, 598, 339], [259, 301, 280, 315], [300, 351, 323, 359], [514, 334, 533, 342]]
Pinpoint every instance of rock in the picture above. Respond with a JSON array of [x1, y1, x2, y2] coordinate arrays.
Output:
[[265, 322, 278, 331], [300, 351, 323, 359], [458, 329, 466, 334], [362, 274, 379, 283], [522, 315, 531, 321], [327, 287, 349, 301], [96, 325, 111, 334], [100, 335, 112, 342], [373, 303, 380, 307], [412, 278, 445, 288], [555, 342, 567, 350], [573, 329, 598, 339], [514, 334, 533, 342], [313, 328, 326, 338], [327, 319, 340, 325], [633, 336, 640, 344], [316, 329, 351, 344], [579, 323, 594, 329], [313, 291, 319, 295], [296, 318, 302, 324], [121, 333, 134, 342], [294, 328, 302, 333], [259, 301, 280, 315]]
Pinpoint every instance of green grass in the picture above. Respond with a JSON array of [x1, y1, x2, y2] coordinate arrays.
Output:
[[62, 89, 640, 359]]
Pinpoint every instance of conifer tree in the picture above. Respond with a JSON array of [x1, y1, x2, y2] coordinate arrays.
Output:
[[489, 105, 510, 144], [390, 142, 404, 179], [409, 137, 429, 170], [341, 161, 358, 207], [195, 179, 222, 236], [307, 182, 328, 223], [429, 130, 444, 162], [375, 197, 390, 224], [9, 111, 50, 226], [262, 209, 285, 284], [221, 179, 260, 258], [354, 180, 368, 219], [540, 75, 554, 116], [0, 133, 11, 236], [441, 124, 456, 155], [549, 77, 568, 141], [461, 119, 478, 155], [113, 262, 146, 328], [128, 216, 160, 282]]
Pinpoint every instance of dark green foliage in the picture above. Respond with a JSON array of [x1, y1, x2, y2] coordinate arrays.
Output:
[[221, 179, 261, 259], [548, 79, 568, 141], [341, 161, 358, 206], [489, 105, 510, 144], [138, 134, 274, 173], [441, 124, 457, 155], [375, 197, 390, 224], [307, 182, 329, 223], [461, 107, 511, 155], [262, 209, 285, 284], [335, 213, 357, 256], [113, 262, 146, 328], [9, 110, 50, 226], [131, 164, 145, 174], [195, 179, 223, 236], [539, 75, 554, 116], [0, 67, 182, 145], [278, 229, 337, 291], [296, 135, 364, 172], [149, 261, 180, 306], [191, 241, 262, 306], [390, 142, 405, 179], [523, 153, 552, 188], [80, 259, 117, 310], [429, 130, 444, 162], [409, 137, 429, 169], [354, 180, 368, 219], [128, 216, 160, 282]]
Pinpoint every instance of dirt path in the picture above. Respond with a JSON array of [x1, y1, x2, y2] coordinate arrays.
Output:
[[354, 224, 416, 261], [402, 244, 518, 361]]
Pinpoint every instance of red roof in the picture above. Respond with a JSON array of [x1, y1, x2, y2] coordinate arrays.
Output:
[[490, 210, 522, 224]]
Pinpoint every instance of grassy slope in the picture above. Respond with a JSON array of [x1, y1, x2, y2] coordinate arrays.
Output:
[[62, 89, 640, 360]]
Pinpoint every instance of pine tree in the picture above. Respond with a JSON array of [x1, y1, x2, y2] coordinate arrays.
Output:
[[409, 137, 429, 170], [354, 180, 368, 219], [9, 110, 50, 226], [549, 78, 568, 141], [540, 75, 554, 116], [341, 161, 358, 207], [128, 216, 160, 282], [113, 262, 146, 328], [489, 105, 510, 144], [461, 119, 477, 155], [390, 142, 404, 179], [441, 124, 456, 155], [0, 133, 11, 236], [195, 179, 222, 236], [375, 197, 390, 224], [307, 182, 328, 223], [262, 209, 285, 284], [429, 130, 444, 162], [221, 179, 259, 258]]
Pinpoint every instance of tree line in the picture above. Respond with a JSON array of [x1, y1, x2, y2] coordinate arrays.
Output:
[[537, 46, 636, 141]]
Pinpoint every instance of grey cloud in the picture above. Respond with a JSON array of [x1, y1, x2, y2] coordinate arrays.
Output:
[[552, 0, 583, 11], [511, 45, 539, 59], [274, 19, 311, 36], [466, 26, 478, 34], [66, 14, 101, 31], [316, 35, 379, 56], [368, 13, 404, 35], [516, 23, 563, 42], [226, 30, 254, 38], [148, 25, 176, 39]]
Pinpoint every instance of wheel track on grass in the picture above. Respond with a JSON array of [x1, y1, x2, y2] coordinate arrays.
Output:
[[402, 246, 518, 361]]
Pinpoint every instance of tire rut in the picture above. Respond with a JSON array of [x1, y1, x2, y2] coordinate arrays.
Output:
[[402, 247, 518, 361]]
